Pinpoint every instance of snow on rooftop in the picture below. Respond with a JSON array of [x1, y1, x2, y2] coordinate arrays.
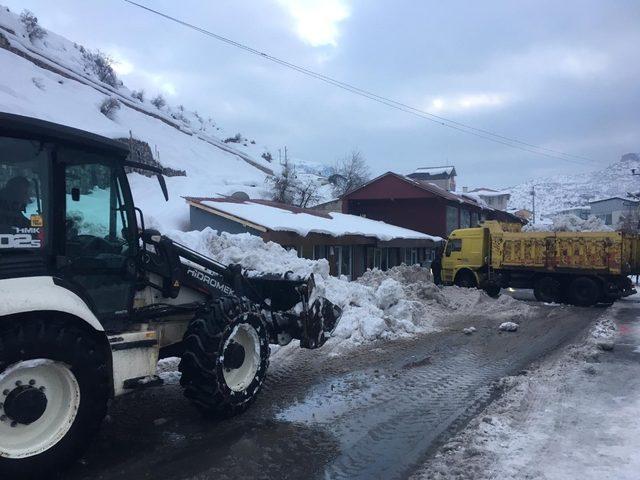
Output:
[[469, 188, 510, 197], [412, 166, 455, 176], [196, 199, 441, 242]]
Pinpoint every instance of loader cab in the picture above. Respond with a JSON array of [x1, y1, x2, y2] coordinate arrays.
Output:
[[0, 113, 141, 324]]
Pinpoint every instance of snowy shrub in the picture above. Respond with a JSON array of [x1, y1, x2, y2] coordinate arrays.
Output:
[[31, 77, 45, 90], [131, 90, 145, 102], [250, 139, 256, 144], [224, 133, 243, 144], [261, 152, 273, 163], [151, 94, 166, 110], [100, 97, 121, 120], [20, 10, 46, 42], [170, 110, 189, 125], [82, 50, 119, 87]]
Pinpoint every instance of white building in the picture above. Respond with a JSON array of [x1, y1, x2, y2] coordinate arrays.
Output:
[[407, 166, 457, 191], [466, 188, 511, 211]]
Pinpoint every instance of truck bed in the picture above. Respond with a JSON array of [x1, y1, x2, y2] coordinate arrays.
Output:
[[490, 230, 640, 275]]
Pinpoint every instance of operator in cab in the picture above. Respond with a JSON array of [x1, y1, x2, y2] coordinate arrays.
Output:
[[0, 176, 32, 229]]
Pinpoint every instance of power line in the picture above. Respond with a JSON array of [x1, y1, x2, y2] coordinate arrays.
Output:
[[124, 0, 598, 166]]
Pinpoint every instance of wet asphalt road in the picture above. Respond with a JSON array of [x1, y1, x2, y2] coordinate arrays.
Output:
[[62, 293, 605, 480]]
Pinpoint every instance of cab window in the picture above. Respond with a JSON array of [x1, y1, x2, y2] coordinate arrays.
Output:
[[445, 238, 462, 256], [0, 136, 48, 250], [63, 161, 130, 258]]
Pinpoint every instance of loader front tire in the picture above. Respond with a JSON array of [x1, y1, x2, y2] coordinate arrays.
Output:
[[179, 297, 270, 419], [0, 318, 110, 478]]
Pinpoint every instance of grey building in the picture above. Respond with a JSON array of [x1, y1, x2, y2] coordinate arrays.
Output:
[[589, 197, 639, 226]]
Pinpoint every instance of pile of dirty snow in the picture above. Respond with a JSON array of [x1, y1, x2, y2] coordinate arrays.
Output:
[[165, 230, 535, 352], [523, 214, 612, 232]]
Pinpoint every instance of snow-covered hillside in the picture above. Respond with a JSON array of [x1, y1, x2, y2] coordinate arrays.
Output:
[[507, 153, 640, 218], [0, 5, 289, 230]]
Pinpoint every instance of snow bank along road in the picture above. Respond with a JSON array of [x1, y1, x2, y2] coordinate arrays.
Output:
[[61, 298, 605, 480], [414, 295, 640, 480]]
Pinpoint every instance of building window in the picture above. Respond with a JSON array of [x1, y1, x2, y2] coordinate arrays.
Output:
[[338, 245, 352, 279], [313, 245, 326, 260], [597, 214, 613, 226], [404, 247, 419, 265], [471, 211, 479, 227], [446, 206, 459, 235], [461, 209, 471, 228], [373, 248, 390, 270]]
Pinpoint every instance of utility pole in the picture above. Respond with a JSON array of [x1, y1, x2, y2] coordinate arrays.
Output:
[[530, 186, 536, 224], [630, 169, 640, 230]]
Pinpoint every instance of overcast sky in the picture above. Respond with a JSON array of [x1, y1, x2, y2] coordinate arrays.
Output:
[[4, 0, 640, 188]]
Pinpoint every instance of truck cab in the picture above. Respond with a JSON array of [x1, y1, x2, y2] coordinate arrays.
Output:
[[441, 226, 490, 288]]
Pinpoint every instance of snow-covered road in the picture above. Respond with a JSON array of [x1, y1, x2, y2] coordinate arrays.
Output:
[[414, 295, 640, 480], [62, 298, 603, 480]]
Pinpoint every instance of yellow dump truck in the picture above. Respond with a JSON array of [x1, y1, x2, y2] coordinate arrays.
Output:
[[441, 221, 639, 305]]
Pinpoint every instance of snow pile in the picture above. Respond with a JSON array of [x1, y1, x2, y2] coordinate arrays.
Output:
[[165, 231, 533, 352], [523, 213, 613, 232], [167, 227, 327, 280], [499, 322, 518, 332]]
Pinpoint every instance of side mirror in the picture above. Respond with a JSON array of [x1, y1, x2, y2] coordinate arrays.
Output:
[[141, 228, 162, 244], [157, 174, 169, 201]]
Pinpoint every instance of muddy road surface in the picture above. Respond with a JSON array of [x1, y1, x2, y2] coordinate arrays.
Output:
[[63, 300, 605, 480]]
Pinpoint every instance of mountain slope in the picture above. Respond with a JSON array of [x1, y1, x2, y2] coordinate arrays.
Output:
[[0, 5, 279, 230], [507, 153, 640, 218]]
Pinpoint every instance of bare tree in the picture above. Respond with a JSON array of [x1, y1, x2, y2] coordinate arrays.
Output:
[[266, 155, 297, 205], [330, 150, 371, 197], [295, 180, 322, 208], [265, 148, 323, 207]]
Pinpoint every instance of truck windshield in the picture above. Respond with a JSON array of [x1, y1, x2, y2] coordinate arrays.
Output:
[[0, 136, 48, 250]]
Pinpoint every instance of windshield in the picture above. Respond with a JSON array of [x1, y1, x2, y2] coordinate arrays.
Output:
[[0, 136, 48, 250]]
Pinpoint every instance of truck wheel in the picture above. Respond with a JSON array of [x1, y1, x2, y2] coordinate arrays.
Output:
[[0, 319, 109, 477], [484, 283, 501, 298], [568, 277, 600, 307], [533, 276, 562, 303], [454, 270, 477, 288], [179, 297, 270, 418]]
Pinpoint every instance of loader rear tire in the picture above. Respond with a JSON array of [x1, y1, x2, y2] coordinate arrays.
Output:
[[179, 297, 270, 419], [0, 318, 109, 478]]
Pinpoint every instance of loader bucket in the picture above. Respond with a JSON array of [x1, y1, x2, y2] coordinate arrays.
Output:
[[242, 272, 342, 348], [299, 296, 342, 349]]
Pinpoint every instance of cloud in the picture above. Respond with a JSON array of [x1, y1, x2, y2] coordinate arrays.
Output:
[[276, 0, 350, 47], [424, 93, 511, 114]]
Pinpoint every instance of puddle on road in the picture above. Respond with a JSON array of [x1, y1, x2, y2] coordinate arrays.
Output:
[[276, 372, 381, 425]]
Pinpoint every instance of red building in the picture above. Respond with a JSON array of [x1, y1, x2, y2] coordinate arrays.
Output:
[[341, 172, 523, 239]]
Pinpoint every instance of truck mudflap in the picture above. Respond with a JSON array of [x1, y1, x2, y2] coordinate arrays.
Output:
[[299, 296, 342, 349]]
